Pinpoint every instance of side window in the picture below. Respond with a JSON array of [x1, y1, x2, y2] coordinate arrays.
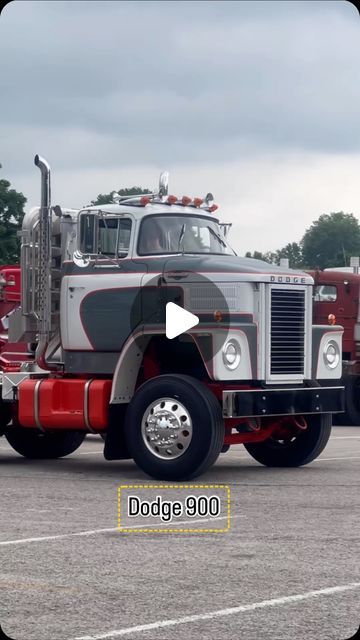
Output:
[[80, 214, 96, 254], [80, 214, 132, 258], [314, 285, 337, 302], [117, 218, 132, 256], [98, 218, 118, 255]]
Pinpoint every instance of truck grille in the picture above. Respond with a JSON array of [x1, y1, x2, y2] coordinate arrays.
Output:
[[270, 288, 306, 376]]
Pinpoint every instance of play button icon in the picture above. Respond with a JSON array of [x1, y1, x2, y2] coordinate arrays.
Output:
[[166, 302, 199, 340]]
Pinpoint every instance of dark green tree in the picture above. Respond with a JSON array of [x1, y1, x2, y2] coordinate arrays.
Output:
[[301, 212, 360, 269], [245, 250, 277, 264], [276, 242, 303, 268], [0, 165, 27, 264], [245, 251, 269, 263], [91, 186, 150, 206]]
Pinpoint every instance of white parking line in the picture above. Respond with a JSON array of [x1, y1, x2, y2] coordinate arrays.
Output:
[[0, 447, 103, 454], [78, 450, 103, 455], [0, 527, 118, 546], [331, 436, 360, 439], [0, 515, 242, 547], [315, 456, 360, 462], [73, 582, 360, 639]]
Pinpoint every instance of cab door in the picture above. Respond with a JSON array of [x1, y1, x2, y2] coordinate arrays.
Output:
[[62, 213, 146, 355]]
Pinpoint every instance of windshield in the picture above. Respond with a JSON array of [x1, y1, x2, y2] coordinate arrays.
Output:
[[137, 215, 235, 256], [314, 285, 337, 302]]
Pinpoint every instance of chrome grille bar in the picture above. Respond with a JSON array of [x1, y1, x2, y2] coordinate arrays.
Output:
[[270, 288, 306, 376]]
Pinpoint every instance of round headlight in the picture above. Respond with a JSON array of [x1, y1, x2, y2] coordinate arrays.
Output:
[[222, 339, 241, 370], [323, 340, 340, 369]]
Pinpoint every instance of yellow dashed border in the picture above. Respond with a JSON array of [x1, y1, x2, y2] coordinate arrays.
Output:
[[117, 484, 231, 533]]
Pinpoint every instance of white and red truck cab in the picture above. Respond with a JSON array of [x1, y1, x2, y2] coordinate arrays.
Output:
[[0, 156, 344, 480]]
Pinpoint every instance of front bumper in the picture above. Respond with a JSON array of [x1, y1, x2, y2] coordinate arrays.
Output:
[[222, 386, 344, 419]]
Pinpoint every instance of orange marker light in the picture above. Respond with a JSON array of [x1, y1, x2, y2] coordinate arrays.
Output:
[[209, 204, 218, 213], [214, 310, 223, 322], [167, 195, 178, 204], [193, 197, 203, 208], [140, 196, 150, 206], [182, 196, 192, 206], [328, 313, 336, 325]]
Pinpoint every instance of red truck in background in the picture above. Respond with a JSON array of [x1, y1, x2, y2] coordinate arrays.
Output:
[[0, 265, 21, 345], [310, 267, 360, 425], [0, 265, 31, 378]]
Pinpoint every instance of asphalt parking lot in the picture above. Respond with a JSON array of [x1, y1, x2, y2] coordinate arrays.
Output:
[[0, 426, 359, 640]]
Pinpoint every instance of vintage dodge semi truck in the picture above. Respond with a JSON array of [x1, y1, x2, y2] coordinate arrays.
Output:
[[0, 156, 344, 480]]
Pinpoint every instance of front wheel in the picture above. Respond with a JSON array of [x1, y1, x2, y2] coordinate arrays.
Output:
[[5, 429, 86, 459], [244, 414, 332, 467], [124, 375, 224, 480]]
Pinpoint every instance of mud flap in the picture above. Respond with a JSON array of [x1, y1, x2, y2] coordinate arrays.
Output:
[[103, 405, 132, 460]]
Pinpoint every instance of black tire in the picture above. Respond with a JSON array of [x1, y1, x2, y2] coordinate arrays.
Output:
[[5, 429, 85, 459], [0, 402, 12, 433], [336, 376, 360, 426], [124, 374, 224, 480], [244, 414, 332, 467]]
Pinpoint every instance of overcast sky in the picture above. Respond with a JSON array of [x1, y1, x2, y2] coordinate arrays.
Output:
[[0, 0, 359, 254]]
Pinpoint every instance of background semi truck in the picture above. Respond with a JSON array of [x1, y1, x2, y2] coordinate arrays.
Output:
[[0, 265, 21, 340], [310, 266, 360, 425], [0, 156, 344, 480]]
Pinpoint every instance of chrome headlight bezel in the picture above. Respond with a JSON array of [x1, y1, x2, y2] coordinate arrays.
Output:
[[222, 339, 241, 370], [323, 340, 340, 369]]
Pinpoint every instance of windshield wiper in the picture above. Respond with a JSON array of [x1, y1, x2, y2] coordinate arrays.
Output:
[[207, 226, 227, 249], [177, 223, 186, 253]]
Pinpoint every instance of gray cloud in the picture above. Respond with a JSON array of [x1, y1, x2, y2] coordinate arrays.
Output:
[[1, 0, 359, 177], [0, 0, 359, 257]]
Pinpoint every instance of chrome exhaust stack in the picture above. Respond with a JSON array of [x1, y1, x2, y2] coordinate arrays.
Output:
[[33, 154, 56, 371], [34, 154, 51, 214]]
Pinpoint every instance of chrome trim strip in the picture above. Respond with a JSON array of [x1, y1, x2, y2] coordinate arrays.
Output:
[[34, 379, 44, 431], [84, 379, 95, 433]]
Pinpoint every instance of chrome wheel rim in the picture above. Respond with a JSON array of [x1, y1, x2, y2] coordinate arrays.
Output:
[[141, 397, 193, 460]]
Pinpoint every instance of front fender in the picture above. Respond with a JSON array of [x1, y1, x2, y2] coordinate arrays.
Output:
[[312, 325, 343, 379], [110, 329, 212, 403]]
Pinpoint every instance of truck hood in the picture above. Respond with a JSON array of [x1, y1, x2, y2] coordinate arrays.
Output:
[[162, 254, 313, 285]]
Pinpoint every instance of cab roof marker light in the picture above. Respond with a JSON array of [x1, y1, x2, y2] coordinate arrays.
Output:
[[193, 197, 203, 208], [140, 196, 151, 206], [182, 196, 192, 206], [167, 195, 178, 205], [209, 204, 219, 213]]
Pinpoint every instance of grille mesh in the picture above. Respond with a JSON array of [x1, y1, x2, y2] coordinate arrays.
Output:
[[189, 285, 237, 311], [270, 288, 305, 376]]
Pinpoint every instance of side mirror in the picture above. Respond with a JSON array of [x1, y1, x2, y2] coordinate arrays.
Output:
[[73, 250, 92, 268]]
